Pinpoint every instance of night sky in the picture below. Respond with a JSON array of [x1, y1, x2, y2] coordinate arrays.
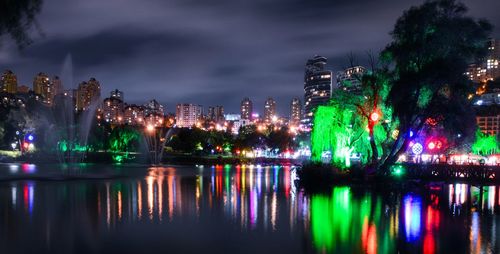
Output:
[[0, 0, 499, 116]]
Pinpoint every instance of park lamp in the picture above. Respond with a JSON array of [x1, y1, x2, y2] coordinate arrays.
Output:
[[370, 112, 380, 123]]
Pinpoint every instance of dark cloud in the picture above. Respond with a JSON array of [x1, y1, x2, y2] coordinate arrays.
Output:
[[0, 0, 499, 115]]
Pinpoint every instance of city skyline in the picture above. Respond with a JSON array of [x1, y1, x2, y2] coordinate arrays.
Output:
[[0, 0, 499, 115]]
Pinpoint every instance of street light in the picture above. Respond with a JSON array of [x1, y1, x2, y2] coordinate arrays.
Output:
[[370, 112, 380, 122]]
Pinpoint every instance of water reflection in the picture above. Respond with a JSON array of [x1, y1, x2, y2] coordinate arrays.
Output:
[[0, 164, 499, 253]]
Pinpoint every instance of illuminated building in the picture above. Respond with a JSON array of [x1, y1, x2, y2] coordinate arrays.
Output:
[[102, 90, 125, 124], [475, 106, 499, 136], [76, 78, 101, 111], [290, 97, 301, 126], [124, 104, 145, 125], [467, 39, 500, 83], [144, 99, 165, 127], [264, 97, 276, 123], [33, 72, 56, 105], [0, 70, 18, 94], [240, 97, 253, 120], [304, 55, 332, 126], [176, 103, 202, 128], [207, 105, 224, 123], [336, 66, 367, 93], [110, 89, 124, 101]]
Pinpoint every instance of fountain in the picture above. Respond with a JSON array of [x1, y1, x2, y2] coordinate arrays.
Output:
[[43, 54, 100, 163]]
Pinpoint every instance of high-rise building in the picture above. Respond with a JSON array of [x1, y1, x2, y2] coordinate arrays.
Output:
[[264, 97, 276, 123], [110, 89, 124, 101], [208, 105, 224, 123], [33, 72, 56, 105], [336, 66, 367, 93], [0, 70, 18, 94], [290, 97, 302, 126], [240, 97, 253, 120], [176, 103, 203, 128], [304, 55, 332, 126], [467, 39, 500, 83], [486, 39, 500, 80], [102, 96, 124, 124], [144, 99, 165, 127], [52, 76, 63, 96], [76, 78, 101, 111], [124, 104, 145, 125]]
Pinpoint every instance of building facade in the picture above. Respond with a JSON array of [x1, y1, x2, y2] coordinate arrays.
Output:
[[208, 105, 224, 123], [1, 70, 18, 94], [303, 56, 332, 126], [264, 97, 276, 123], [176, 103, 203, 128], [240, 97, 253, 120], [290, 97, 302, 126], [76, 78, 101, 111], [336, 66, 367, 93]]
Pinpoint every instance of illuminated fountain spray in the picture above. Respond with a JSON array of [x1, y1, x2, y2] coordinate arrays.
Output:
[[45, 54, 100, 163], [143, 125, 173, 165]]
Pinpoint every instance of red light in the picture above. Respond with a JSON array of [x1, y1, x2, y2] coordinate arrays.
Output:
[[23, 143, 29, 149], [428, 142, 436, 150], [370, 112, 380, 122]]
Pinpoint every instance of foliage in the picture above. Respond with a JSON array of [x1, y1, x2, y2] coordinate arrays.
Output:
[[381, 0, 492, 167], [471, 129, 498, 156], [108, 126, 140, 153]]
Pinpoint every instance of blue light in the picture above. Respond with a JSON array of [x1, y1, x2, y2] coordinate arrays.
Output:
[[409, 131, 414, 138], [27, 134, 34, 141]]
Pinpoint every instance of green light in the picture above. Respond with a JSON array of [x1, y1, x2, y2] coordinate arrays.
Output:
[[390, 164, 405, 176], [472, 129, 498, 156]]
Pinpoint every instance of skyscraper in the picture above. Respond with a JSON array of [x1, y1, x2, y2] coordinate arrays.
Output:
[[264, 97, 276, 123], [208, 105, 224, 123], [110, 89, 124, 101], [52, 76, 63, 96], [33, 72, 55, 105], [176, 103, 203, 128], [336, 66, 367, 93], [76, 78, 101, 111], [304, 55, 332, 126], [290, 97, 302, 126], [0, 70, 17, 94], [240, 97, 253, 120], [486, 38, 500, 80]]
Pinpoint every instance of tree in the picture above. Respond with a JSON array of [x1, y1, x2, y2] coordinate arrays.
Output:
[[471, 129, 498, 156], [381, 0, 492, 170], [0, 0, 43, 48]]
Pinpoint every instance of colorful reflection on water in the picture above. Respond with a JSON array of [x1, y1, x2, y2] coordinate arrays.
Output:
[[0, 164, 499, 253]]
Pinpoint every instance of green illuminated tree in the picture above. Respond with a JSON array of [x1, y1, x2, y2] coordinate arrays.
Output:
[[471, 129, 498, 156], [381, 0, 492, 170]]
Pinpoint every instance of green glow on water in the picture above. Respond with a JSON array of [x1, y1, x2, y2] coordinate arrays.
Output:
[[311, 187, 396, 253]]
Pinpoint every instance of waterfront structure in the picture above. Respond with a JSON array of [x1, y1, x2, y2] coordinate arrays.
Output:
[[290, 97, 301, 126], [336, 66, 367, 93], [264, 97, 276, 123], [303, 56, 332, 126], [240, 97, 253, 120], [208, 105, 224, 123], [0, 70, 18, 94], [176, 103, 203, 128], [76, 78, 101, 111]]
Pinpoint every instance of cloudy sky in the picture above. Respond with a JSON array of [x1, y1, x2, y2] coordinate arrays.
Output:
[[1, 0, 499, 115]]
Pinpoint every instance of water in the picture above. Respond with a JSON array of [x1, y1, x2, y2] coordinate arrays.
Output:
[[0, 163, 499, 254]]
